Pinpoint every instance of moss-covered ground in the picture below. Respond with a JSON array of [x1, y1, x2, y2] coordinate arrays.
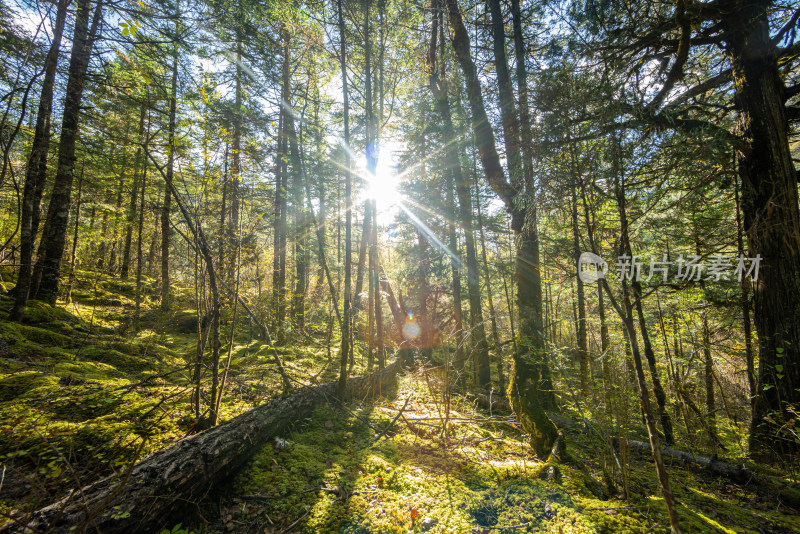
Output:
[[0, 270, 360, 526], [188, 373, 799, 533], [0, 271, 798, 533]]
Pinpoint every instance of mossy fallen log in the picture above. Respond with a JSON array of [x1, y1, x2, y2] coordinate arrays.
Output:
[[548, 413, 800, 508], [620, 438, 749, 483], [2, 358, 408, 534]]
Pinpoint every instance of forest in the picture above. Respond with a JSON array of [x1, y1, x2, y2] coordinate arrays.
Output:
[[0, 0, 799, 531]]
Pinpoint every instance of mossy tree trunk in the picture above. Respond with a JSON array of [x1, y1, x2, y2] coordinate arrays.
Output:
[[444, 0, 558, 457]]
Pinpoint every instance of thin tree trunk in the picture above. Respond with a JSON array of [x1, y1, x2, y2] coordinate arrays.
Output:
[[121, 103, 147, 279], [702, 313, 718, 451], [571, 186, 589, 398], [337, 0, 353, 397], [604, 135, 681, 533], [134, 133, 148, 327], [144, 148, 221, 427], [64, 164, 84, 303], [230, 37, 242, 282], [272, 110, 285, 332], [733, 163, 756, 408], [286, 95, 306, 332], [219, 142, 228, 277], [272, 32, 290, 340], [160, 10, 180, 311], [474, 173, 502, 388], [445, 171, 465, 366], [371, 198, 384, 368], [611, 144, 674, 445], [429, 0, 491, 385]]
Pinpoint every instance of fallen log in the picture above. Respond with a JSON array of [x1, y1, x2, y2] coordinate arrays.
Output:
[[549, 413, 800, 508], [2, 358, 409, 534], [620, 438, 749, 483], [548, 413, 750, 483]]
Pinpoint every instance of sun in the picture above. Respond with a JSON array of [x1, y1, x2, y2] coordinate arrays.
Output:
[[362, 140, 402, 219]]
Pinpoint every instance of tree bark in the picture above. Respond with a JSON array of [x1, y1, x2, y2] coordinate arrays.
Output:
[[570, 186, 589, 398], [9, 0, 69, 320], [31, 0, 102, 304], [733, 165, 756, 408], [724, 2, 800, 461], [286, 94, 306, 332], [612, 154, 674, 445], [272, 33, 290, 340]]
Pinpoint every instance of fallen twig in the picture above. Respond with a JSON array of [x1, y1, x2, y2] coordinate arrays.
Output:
[[367, 396, 411, 448]]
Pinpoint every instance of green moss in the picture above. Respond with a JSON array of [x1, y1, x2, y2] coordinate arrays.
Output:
[[79, 345, 158, 375], [21, 300, 80, 325], [14, 325, 75, 349], [0, 372, 57, 401]]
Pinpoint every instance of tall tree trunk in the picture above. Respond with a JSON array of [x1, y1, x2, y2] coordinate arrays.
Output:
[[337, 0, 353, 397], [273, 32, 290, 340], [371, 199, 384, 368], [353, 202, 372, 314], [10, 0, 69, 320], [487, 0, 556, 403], [427, 0, 489, 381], [606, 136, 681, 533], [354, 0, 375, 330], [219, 143, 228, 277], [289, 115, 306, 332], [230, 37, 242, 283], [474, 172, 503, 388], [160, 11, 179, 311], [610, 275, 682, 533], [445, 171, 465, 366], [444, 0, 557, 457], [487, 0, 522, 191], [64, 165, 84, 303], [272, 110, 284, 332], [32, 0, 102, 304], [134, 133, 148, 327], [720, 2, 800, 461]]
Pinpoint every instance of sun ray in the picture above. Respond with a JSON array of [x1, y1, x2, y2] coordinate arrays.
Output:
[[398, 201, 463, 268]]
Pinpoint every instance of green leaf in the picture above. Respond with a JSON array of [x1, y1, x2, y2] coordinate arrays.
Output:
[[776, 364, 783, 373]]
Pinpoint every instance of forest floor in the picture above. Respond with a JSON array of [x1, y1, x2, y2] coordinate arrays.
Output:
[[0, 271, 798, 533]]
